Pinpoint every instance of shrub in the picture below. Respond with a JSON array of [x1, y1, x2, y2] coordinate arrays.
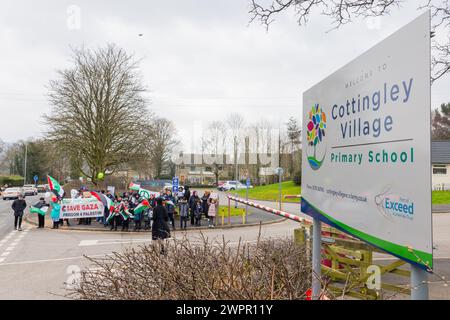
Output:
[[293, 171, 302, 186], [0, 175, 24, 187], [68, 235, 312, 300]]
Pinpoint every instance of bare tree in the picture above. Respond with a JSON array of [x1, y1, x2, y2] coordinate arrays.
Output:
[[44, 44, 151, 184], [145, 117, 179, 179], [249, 0, 450, 82], [226, 113, 246, 181], [286, 117, 302, 177], [249, 119, 275, 184], [202, 120, 227, 185]]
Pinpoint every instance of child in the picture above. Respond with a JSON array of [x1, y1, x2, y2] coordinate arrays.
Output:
[[178, 197, 189, 229], [109, 199, 122, 231], [208, 198, 218, 228], [133, 203, 142, 232], [120, 200, 131, 232], [165, 199, 176, 230], [194, 200, 202, 227], [144, 207, 153, 230]]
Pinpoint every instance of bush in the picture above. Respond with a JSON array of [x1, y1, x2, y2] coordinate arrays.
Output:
[[69, 235, 312, 300], [0, 175, 24, 187], [293, 171, 302, 186]]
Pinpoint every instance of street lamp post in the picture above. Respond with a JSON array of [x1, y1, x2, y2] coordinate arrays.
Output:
[[275, 167, 283, 210], [23, 143, 28, 185], [234, 136, 238, 209]]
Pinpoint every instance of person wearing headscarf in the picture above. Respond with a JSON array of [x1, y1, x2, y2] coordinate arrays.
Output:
[[50, 196, 61, 229]]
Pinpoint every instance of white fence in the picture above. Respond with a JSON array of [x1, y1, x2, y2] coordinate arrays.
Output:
[[433, 183, 450, 191]]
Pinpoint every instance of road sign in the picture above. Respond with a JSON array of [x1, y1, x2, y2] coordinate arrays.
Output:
[[301, 12, 432, 270], [172, 176, 179, 193], [246, 178, 251, 187], [33, 175, 38, 182], [275, 167, 284, 176]]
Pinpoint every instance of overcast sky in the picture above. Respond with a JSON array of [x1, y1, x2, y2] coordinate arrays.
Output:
[[1, 0, 449, 152]]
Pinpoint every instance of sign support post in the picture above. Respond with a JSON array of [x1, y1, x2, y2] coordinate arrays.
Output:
[[411, 264, 429, 300], [245, 177, 251, 224], [312, 218, 322, 300]]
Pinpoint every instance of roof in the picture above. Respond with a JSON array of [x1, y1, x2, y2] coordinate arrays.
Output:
[[432, 141, 450, 164]]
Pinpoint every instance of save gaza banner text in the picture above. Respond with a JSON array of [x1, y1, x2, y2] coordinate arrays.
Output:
[[301, 12, 433, 270], [60, 198, 104, 219]]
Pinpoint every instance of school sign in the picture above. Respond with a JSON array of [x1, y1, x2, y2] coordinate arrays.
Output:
[[301, 13, 432, 270]]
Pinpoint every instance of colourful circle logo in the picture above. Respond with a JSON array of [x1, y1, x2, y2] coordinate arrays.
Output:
[[306, 103, 327, 170]]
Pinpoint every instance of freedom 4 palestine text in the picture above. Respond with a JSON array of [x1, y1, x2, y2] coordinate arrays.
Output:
[[176, 304, 273, 317], [330, 147, 414, 165]]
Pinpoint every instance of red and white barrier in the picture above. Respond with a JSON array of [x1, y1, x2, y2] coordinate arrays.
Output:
[[284, 195, 301, 199], [227, 195, 312, 225]]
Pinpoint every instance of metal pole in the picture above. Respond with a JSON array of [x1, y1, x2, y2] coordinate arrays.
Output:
[[228, 196, 231, 225], [23, 143, 28, 185], [411, 264, 429, 300], [278, 173, 282, 211], [234, 136, 238, 209], [245, 184, 248, 224], [312, 217, 322, 300]]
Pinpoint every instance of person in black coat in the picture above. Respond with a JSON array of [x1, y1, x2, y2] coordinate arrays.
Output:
[[12, 195, 27, 231], [201, 191, 211, 219], [188, 191, 200, 226], [152, 198, 171, 254], [184, 186, 191, 202], [33, 197, 48, 228]]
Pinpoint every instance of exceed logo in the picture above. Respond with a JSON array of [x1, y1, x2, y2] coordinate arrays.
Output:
[[375, 189, 414, 221], [384, 197, 414, 218]]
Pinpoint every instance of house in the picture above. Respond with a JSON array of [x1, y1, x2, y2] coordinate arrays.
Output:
[[174, 151, 295, 186], [432, 141, 450, 190], [174, 153, 234, 186]]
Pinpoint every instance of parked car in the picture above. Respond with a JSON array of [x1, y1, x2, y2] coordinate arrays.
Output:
[[2, 187, 24, 200], [221, 181, 252, 191], [216, 181, 226, 191], [37, 184, 49, 193], [22, 185, 38, 196]]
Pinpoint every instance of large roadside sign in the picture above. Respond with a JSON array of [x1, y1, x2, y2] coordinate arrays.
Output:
[[301, 12, 432, 270]]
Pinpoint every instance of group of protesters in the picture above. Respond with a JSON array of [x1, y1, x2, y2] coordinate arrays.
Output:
[[101, 186, 219, 233], [15, 182, 219, 242]]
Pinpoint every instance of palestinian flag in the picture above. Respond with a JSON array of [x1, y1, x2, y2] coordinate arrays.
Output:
[[47, 175, 64, 198], [120, 208, 133, 220], [129, 182, 140, 191], [106, 210, 116, 223], [90, 191, 106, 205], [30, 206, 49, 216], [105, 196, 115, 214], [134, 199, 150, 215], [138, 187, 159, 199]]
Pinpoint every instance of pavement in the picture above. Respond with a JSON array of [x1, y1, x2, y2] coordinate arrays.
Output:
[[0, 193, 450, 299]]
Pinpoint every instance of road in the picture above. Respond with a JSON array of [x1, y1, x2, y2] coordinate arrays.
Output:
[[0, 194, 449, 299]]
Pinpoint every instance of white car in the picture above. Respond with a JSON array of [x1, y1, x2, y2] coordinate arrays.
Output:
[[22, 185, 38, 196], [2, 187, 24, 200], [221, 181, 252, 191]]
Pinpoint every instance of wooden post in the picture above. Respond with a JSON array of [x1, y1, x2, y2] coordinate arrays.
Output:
[[228, 196, 231, 225]]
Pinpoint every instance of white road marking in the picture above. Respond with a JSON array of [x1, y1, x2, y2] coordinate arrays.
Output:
[[78, 239, 152, 247], [0, 226, 31, 263], [0, 254, 107, 266]]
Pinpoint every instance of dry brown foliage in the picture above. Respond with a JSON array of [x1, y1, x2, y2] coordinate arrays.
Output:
[[68, 235, 311, 300]]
